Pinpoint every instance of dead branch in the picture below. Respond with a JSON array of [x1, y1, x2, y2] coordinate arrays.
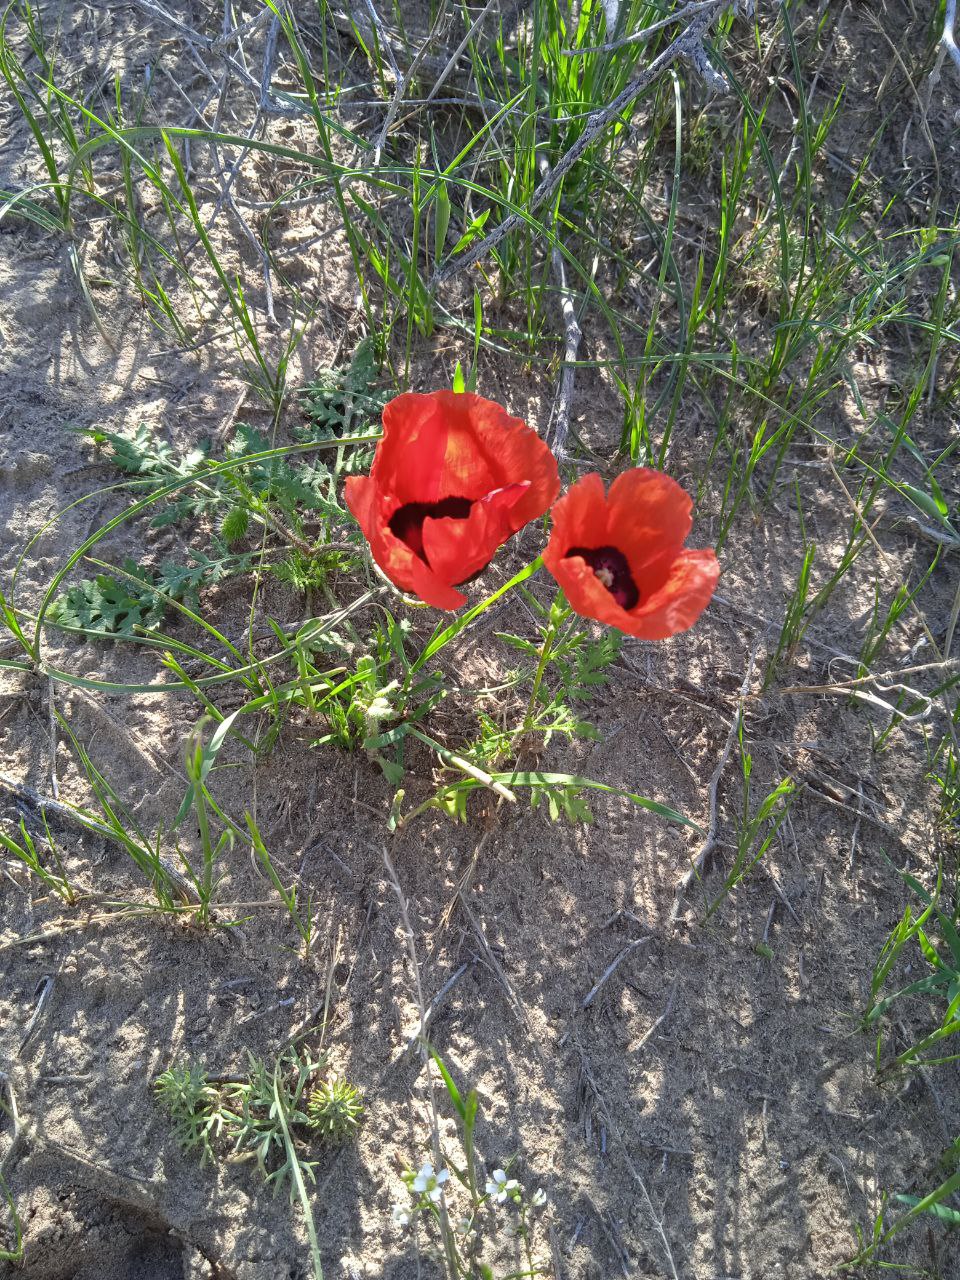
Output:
[[668, 635, 762, 928]]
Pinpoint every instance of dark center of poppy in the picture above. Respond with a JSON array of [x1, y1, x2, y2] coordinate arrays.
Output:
[[566, 545, 639, 610], [389, 496, 474, 562]]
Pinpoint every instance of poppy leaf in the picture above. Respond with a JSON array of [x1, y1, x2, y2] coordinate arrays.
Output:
[[495, 771, 701, 832]]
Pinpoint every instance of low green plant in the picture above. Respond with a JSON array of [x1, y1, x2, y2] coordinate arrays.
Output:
[[154, 1047, 362, 1191], [0, 813, 77, 904], [764, 541, 815, 691], [306, 1077, 364, 1143], [45, 418, 369, 641], [0, 1174, 22, 1265], [846, 1161, 960, 1272], [298, 336, 388, 441], [863, 863, 960, 1076], [499, 589, 621, 751], [153, 1062, 238, 1165], [48, 549, 256, 638], [246, 812, 318, 961], [705, 714, 795, 917]]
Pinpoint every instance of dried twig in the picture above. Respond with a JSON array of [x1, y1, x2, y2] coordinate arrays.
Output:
[[548, 259, 582, 460], [577, 1050, 681, 1280], [394, 961, 473, 1060], [0, 770, 200, 904], [563, 0, 729, 57], [627, 980, 677, 1054], [373, 2, 449, 163], [423, 0, 498, 107], [0, 1072, 22, 1179], [928, 0, 960, 100], [535, 154, 584, 460], [582, 937, 651, 1008], [18, 975, 55, 1056], [668, 636, 762, 927], [381, 847, 461, 1275]]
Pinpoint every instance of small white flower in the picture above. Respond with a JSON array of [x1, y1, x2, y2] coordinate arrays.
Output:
[[485, 1168, 520, 1203], [413, 1162, 449, 1202], [531, 1187, 547, 1209], [392, 1203, 411, 1227]]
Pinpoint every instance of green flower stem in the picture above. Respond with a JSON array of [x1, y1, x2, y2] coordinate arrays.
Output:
[[412, 556, 543, 674], [519, 591, 570, 738]]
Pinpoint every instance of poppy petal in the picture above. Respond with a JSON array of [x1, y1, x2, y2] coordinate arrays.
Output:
[[376, 392, 501, 504], [606, 468, 694, 593], [343, 474, 377, 541], [541, 472, 609, 559], [623, 549, 720, 639], [607, 468, 692, 560], [345, 476, 467, 609], [467, 403, 561, 528], [548, 551, 628, 631], [420, 483, 531, 586]]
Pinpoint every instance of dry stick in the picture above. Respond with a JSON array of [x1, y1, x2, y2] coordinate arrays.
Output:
[[549, 251, 582, 460], [536, 156, 584, 460], [582, 937, 651, 1008], [431, 2, 728, 289], [380, 847, 460, 1277], [798, 780, 899, 835], [0, 900, 292, 953], [0, 1072, 22, 1179], [627, 979, 677, 1054], [668, 635, 762, 928], [939, 0, 960, 80], [454, 887, 532, 1035], [0, 770, 200, 905], [828, 458, 959, 756], [776, 657, 958, 695], [360, 0, 401, 79], [423, 0, 498, 107], [438, 827, 492, 930], [577, 1050, 681, 1280], [132, 0, 283, 107], [564, 0, 725, 57], [373, 1, 451, 163], [206, 8, 278, 324], [394, 961, 474, 1060]]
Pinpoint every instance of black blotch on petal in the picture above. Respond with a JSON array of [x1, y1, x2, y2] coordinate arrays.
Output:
[[565, 544, 639, 610], [389, 496, 473, 561]]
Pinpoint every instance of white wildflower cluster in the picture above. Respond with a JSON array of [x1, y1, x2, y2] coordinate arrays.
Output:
[[413, 1162, 450, 1202], [391, 1158, 548, 1247], [392, 1161, 451, 1230], [485, 1168, 519, 1204], [485, 1169, 548, 1243], [485, 1168, 546, 1211]]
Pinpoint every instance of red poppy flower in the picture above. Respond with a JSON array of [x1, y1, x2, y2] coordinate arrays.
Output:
[[345, 390, 560, 609], [542, 469, 719, 640]]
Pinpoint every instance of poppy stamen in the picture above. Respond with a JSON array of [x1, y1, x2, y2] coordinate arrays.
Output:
[[389, 496, 474, 562], [566, 545, 639, 610]]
